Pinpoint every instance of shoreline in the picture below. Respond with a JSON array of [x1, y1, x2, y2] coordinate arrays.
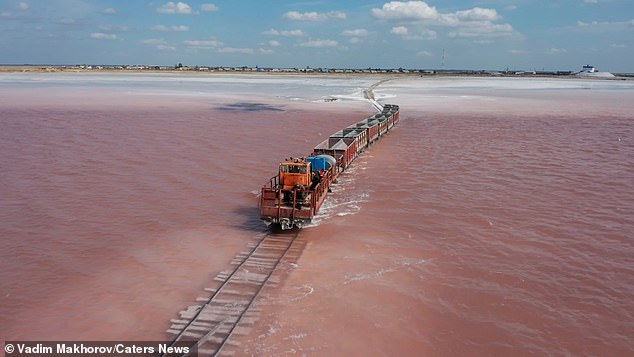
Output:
[[1, 65, 631, 80]]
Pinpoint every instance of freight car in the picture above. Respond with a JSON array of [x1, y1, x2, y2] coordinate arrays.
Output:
[[259, 104, 399, 229]]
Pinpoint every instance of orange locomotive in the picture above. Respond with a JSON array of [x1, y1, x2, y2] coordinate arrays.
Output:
[[259, 104, 399, 229]]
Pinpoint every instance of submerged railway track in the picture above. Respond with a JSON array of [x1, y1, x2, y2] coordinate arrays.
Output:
[[165, 231, 304, 356]]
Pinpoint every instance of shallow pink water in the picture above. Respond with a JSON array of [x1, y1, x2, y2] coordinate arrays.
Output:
[[0, 85, 366, 341], [1, 76, 634, 357], [241, 89, 634, 356]]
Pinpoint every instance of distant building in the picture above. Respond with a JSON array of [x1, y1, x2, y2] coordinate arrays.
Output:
[[581, 65, 597, 73]]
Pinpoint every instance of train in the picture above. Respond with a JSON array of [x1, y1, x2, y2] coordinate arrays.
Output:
[[259, 104, 400, 230]]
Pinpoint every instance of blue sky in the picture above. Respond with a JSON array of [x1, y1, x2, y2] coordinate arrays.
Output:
[[1, 0, 632, 71]]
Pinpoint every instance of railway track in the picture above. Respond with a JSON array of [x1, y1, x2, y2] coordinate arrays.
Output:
[[165, 78, 398, 356], [165, 231, 303, 356], [363, 77, 397, 111]]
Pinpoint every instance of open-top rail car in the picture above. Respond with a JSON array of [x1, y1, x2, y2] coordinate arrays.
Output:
[[259, 104, 399, 229]]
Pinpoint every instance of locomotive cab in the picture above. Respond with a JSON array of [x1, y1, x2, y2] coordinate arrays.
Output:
[[278, 158, 313, 209], [279, 158, 311, 190]]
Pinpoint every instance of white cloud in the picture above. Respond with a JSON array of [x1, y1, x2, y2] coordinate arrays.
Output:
[[372, 1, 438, 21], [448, 23, 513, 38], [152, 25, 169, 31], [455, 7, 500, 21], [91, 32, 118, 40], [392, 26, 436, 40], [509, 49, 528, 54], [158, 45, 177, 51], [201, 3, 218, 12], [268, 40, 281, 46], [577, 20, 595, 27], [391, 26, 409, 36], [349, 37, 362, 44], [142, 39, 168, 46], [217, 47, 254, 54], [341, 29, 369, 36], [284, 11, 346, 21], [610, 43, 627, 48], [373, 1, 515, 39], [438, 10, 503, 27], [547, 48, 567, 54], [142, 39, 176, 51], [328, 11, 347, 19], [157, 2, 192, 14], [300, 39, 338, 47], [103, 8, 116, 14], [259, 48, 274, 54], [417, 50, 433, 57], [577, 19, 634, 30], [17, 2, 29, 11], [418, 29, 437, 40], [184, 39, 223, 48], [152, 25, 189, 32], [584, 0, 599, 3], [262, 29, 305, 36]]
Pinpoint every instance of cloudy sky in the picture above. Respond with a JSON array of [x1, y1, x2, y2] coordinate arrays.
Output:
[[1, 0, 632, 71]]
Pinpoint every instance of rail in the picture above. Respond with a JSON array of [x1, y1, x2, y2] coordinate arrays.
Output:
[[165, 230, 302, 356]]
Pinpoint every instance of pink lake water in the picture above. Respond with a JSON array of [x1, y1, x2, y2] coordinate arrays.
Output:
[[1, 73, 633, 356]]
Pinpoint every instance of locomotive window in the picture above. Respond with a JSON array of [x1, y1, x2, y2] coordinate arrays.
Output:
[[282, 165, 307, 174]]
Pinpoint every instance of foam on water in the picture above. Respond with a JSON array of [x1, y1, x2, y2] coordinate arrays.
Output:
[[305, 159, 373, 228]]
